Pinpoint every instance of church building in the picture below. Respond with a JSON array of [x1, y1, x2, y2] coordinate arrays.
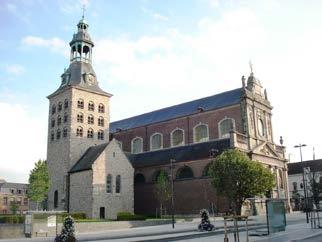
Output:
[[46, 17, 290, 219]]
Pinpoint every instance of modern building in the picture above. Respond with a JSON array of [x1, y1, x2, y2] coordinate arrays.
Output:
[[0, 179, 29, 215], [47, 17, 290, 218]]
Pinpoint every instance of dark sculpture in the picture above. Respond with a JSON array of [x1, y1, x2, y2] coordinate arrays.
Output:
[[198, 209, 215, 231]]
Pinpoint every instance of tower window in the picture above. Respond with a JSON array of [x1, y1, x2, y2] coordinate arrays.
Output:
[[193, 124, 209, 143], [98, 130, 104, 140], [56, 129, 61, 140], [106, 174, 112, 193], [77, 99, 84, 109], [51, 131, 54, 141], [51, 119, 55, 128], [77, 113, 83, 123], [64, 99, 69, 109], [98, 117, 104, 127], [87, 128, 94, 138], [63, 128, 68, 138], [88, 101, 95, 111], [58, 102, 62, 112], [63, 113, 68, 123], [218, 118, 235, 138], [57, 115, 62, 126], [116, 175, 121, 193], [88, 115, 94, 124], [51, 105, 56, 115], [98, 104, 105, 113], [76, 127, 83, 137], [258, 118, 265, 136], [131, 137, 143, 154]]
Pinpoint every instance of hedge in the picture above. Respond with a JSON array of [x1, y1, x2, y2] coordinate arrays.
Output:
[[117, 212, 146, 221], [0, 215, 24, 224]]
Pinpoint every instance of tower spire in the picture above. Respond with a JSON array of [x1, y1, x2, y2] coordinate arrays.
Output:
[[82, 4, 86, 20]]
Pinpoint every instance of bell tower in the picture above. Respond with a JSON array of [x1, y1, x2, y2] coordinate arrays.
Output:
[[46, 16, 112, 211]]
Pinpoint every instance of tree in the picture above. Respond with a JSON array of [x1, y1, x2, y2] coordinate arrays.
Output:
[[154, 170, 171, 217], [209, 149, 275, 215], [55, 216, 76, 242], [28, 160, 50, 210], [307, 171, 322, 208], [10, 201, 19, 215]]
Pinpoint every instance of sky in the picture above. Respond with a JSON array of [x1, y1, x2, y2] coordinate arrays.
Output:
[[0, 0, 321, 183]]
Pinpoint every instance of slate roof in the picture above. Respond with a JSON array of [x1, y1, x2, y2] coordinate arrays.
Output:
[[110, 88, 243, 133], [0, 182, 28, 190], [69, 143, 108, 173], [288, 159, 322, 175], [127, 138, 231, 168]]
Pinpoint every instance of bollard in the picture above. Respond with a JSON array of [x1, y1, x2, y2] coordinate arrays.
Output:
[[224, 218, 229, 242]]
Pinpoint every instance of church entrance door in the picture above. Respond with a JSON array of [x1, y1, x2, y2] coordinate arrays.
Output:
[[100, 207, 105, 219]]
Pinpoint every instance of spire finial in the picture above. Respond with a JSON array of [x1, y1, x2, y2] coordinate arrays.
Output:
[[82, 4, 86, 20]]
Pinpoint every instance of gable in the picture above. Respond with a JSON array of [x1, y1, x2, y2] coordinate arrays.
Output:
[[252, 141, 280, 158]]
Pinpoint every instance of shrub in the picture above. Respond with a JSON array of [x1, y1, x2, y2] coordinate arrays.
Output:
[[117, 212, 146, 221], [0, 215, 24, 224]]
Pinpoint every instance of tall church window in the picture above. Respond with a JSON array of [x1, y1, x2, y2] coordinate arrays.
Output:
[[51, 131, 54, 141], [106, 174, 112, 193], [176, 166, 194, 180], [77, 113, 83, 123], [116, 175, 121, 193], [63, 128, 68, 138], [58, 102, 62, 112], [76, 127, 83, 137], [54, 190, 58, 208], [131, 137, 143, 154], [77, 99, 84, 109], [51, 119, 55, 128], [171, 128, 184, 147], [63, 113, 68, 123], [98, 103, 105, 113], [64, 99, 68, 109], [57, 115, 62, 126], [258, 118, 265, 136], [56, 129, 61, 140], [150, 133, 163, 151], [87, 128, 93, 138], [98, 116, 104, 127], [218, 118, 235, 138], [51, 105, 56, 115], [88, 115, 94, 124], [193, 124, 209, 143], [88, 101, 94, 111], [98, 130, 104, 140]]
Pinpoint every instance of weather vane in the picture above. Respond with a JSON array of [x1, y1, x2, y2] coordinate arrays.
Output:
[[82, 4, 86, 19]]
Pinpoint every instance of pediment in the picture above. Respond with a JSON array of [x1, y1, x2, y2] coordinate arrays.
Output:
[[252, 141, 280, 158]]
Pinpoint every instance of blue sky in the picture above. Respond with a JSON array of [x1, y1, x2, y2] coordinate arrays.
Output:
[[1, 0, 322, 183]]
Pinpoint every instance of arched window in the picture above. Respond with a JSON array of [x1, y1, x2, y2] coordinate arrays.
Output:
[[106, 174, 112, 193], [87, 128, 93, 138], [63, 113, 68, 123], [51, 131, 54, 141], [176, 166, 194, 180], [98, 130, 104, 140], [63, 127, 68, 138], [134, 173, 146, 184], [193, 124, 209, 143], [202, 163, 212, 177], [98, 116, 104, 127], [218, 118, 235, 138], [98, 103, 105, 113], [76, 127, 83, 137], [58, 102, 62, 112], [57, 115, 61, 126], [116, 175, 121, 193], [56, 129, 61, 140], [51, 105, 56, 115], [171, 128, 184, 147], [54, 190, 58, 208], [150, 133, 163, 150], [131, 137, 143, 154], [77, 113, 83, 123], [88, 114, 94, 124], [64, 99, 68, 109], [258, 118, 265, 136], [51, 119, 55, 128], [77, 99, 84, 109], [88, 101, 94, 111]]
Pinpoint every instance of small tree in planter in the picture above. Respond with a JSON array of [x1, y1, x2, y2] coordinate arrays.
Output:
[[198, 209, 214, 231], [55, 216, 76, 242]]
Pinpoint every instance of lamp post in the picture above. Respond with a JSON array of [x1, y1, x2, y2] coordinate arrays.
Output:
[[294, 144, 309, 223], [170, 159, 176, 229]]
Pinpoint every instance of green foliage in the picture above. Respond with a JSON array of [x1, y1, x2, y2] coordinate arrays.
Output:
[[28, 160, 50, 209], [209, 149, 275, 215], [55, 216, 76, 242], [0, 215, 24, 224], [116, 211, 146, 221], [10, 201, 19, 215], [154, 170, 171, 216]]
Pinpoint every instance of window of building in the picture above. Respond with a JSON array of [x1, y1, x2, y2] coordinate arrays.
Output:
[[98, 130, 104, 140], [106, 174, 112, 193], [98, 116, 104, 127], [150, 133, 163, 150], [58, 102, 62, 112], [131, 137, 143, 154], [3, 197, 7, 205], [64, 99, 68, 109], [116, 175, 121, 193], [54, 190, 58, 208], [87, 128, 94, 138], [51, 119, 55, 128], [77, 113, 83, 123], [218, 118, 235, 138], [17, 189, 21, 194], [57, 115, 62, 126], [171, 128, 184, 147], [88, 101, 95, 111], [76, 127, 83, 137], [51, 131, 54, 141], [292, 182, 297, 191], [56, 129, 61, 140], [63, 113, 68, 123], [10, 189, 14, 194], [193, 124, 209, 143], [63, 128, 68, 138], [51, 105, 56, 115], [23, 198, 28, 205], [176, 166, 194, 180], [258, 118, 265, 136], [16, 197, 21, 205], [98, 103, 105, 113], [77, 99, 84, 109], [88, 115, 94, 124], [134, 173, 146, 184]]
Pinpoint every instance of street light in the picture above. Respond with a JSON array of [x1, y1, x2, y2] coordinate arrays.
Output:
[[294, 143, 309, 223], [170, 159, 176, 229]]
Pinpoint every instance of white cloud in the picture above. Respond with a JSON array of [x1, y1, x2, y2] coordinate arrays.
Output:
[[5, 64, 26, 75], [21, 36, 68, 57], [152, 13, 169, 21]]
